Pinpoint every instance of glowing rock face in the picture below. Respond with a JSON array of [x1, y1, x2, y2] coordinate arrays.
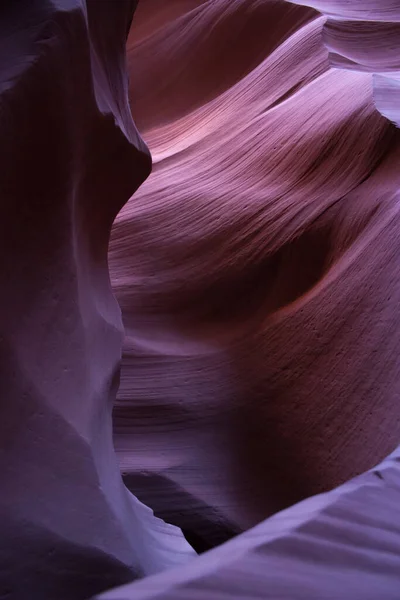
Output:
[[111, 0, 400, 548]]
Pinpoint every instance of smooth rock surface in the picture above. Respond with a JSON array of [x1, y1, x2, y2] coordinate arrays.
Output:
[[96, 445, 400, 599], [0, 2, 194, 599], [1, 0, 399, 598]]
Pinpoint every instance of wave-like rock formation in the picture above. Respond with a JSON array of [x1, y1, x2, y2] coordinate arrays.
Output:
[[97, 446, 400, 599], [2, 0, 400, 598], [290, 0, 400, 126], [0, 2, 194, 599], [110, 0, 400, 549]]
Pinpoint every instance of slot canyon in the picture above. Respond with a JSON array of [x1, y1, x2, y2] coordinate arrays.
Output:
[[0, 1, 399, 599]]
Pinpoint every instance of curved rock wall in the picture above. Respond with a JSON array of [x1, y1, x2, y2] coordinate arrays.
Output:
[[0, 2, 193, 599], [290, 0, 400, 126], [1, 0, 399, 597], [110, 0, 400, 546], [97, 446, 400, 599]]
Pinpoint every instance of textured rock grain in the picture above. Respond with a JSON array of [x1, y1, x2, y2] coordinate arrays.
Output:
[[289, 0, 400, 125], [111, 0, 400, 544]]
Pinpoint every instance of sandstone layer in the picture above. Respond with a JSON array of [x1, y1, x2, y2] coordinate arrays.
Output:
[[97, 445, 400, 599], [1, 0, 399, 598], [111, 0, 400, 547], [0, 2, 194, 599]]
